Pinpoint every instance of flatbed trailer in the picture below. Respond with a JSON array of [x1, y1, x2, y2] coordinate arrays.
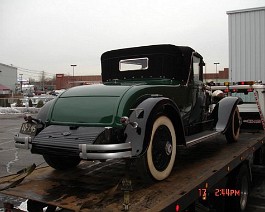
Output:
[[1, 131, 265, 212]]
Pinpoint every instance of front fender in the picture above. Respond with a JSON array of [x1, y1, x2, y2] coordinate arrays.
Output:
[[124, 97, 185, 157], [214, 96, 240, 132]]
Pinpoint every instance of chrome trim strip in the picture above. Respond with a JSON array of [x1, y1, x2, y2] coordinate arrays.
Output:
[[79, 151, 132, 160], [79, 143, 132, 160], [80, 143, 131, 151], [186, 131, 220, 147]]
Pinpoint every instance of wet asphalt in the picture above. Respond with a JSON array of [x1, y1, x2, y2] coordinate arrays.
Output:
[[0, 115, 45, 210], [0, 115, 45, 176], [0, 114, 265, 211]]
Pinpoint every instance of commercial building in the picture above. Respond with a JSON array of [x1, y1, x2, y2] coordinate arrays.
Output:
[[227, 7, 265, 82], [56, 70, 230, 89], [204, 68, 229, 83], [56, 74, 102, 90], [0, 63, 17, 94]]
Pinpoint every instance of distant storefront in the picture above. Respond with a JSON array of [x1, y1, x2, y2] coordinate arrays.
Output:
[[0, 84, 11, 95], [204, 68, 229, 83], [56, 74, 102, 90]]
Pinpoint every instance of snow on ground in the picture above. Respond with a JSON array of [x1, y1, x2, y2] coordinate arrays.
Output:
[[0, 107, 40, 114]]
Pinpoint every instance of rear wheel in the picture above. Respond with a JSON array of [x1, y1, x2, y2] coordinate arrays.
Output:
[[225, 107, 241, 143], [43, 155, 81, 170], [137, 115, 176, 181]]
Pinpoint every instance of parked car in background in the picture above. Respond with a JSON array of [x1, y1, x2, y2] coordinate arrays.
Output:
[[10, 95, 55, 108], [49, 89, 66, 96]]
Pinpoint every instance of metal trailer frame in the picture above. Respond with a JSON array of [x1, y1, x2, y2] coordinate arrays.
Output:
[[1, 132, 264, 212]]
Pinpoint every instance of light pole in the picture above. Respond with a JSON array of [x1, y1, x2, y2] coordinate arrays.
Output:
[[19, 74, 23, 93], [214, 62, 220, 83], [71, 64, 77, 86]]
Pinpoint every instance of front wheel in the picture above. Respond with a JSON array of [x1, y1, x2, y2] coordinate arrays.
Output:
[[137, 115, 176, 181], [43, 155, 81, 170], [225, 107, 241, 143]]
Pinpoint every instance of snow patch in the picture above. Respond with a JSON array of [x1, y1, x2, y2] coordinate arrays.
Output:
[[0, 107, 40, 114]]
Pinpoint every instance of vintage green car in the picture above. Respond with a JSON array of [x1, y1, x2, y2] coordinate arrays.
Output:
[[15, 44, 241, 181]]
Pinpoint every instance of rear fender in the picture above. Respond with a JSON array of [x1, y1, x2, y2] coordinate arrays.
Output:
[[36, 99, 55, 124], [124, 97, 185, 156], [214, 97, 240, 132]]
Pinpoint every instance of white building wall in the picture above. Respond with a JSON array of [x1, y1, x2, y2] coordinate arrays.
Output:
[[0, 63, 17, 92], [227, 7, 265, 82]]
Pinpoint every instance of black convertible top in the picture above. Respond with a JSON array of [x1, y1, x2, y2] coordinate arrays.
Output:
[[101, 44, 203, 82]]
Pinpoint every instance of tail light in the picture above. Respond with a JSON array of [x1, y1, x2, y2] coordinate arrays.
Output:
[[237, 81, 254, 85], [120, 116, 130, 125]]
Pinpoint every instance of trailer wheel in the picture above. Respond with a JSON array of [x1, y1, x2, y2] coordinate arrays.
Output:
[[43, 155, 81, 170], [227, 164, 250, 211], [225, 107, 241, 143], [137, 115, 176, 181], [260, 145, 265, 165], [253, 145, 265, 165]]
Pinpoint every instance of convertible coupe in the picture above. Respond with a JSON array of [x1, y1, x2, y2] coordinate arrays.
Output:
[[15, 44, 241, 181]]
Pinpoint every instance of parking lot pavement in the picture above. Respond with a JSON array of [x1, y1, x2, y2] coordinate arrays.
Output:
[[0, 115, 45, 177], [0, 114, 46, 209]]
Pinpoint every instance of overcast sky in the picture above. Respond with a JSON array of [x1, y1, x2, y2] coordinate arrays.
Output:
[[0, 0, 264, 80]]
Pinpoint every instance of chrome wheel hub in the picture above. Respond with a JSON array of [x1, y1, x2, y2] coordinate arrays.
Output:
[[165, 141, 172, 156]]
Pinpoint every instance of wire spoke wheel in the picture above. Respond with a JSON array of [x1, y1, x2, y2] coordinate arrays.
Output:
[[152, 125, 173, 171], [145, 115, 176, 181]]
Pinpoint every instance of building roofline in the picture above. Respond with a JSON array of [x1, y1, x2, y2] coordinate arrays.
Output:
[[227, 6, 265, 15], [0, 63, 17, 70]]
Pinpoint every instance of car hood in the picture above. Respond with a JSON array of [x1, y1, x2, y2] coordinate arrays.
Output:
[[49, 84, 132, 126]]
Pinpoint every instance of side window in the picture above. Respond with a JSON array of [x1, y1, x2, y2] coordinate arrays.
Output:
[[193, 56, 200, 82]]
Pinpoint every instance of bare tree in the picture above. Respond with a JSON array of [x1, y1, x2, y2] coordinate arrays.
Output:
[[29, 78, 35, 84], [39, 71, 45, 91]]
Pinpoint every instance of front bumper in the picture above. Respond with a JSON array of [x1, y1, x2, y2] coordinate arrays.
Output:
[[79, 143, 132, 160], [14, 133, 32, 149]]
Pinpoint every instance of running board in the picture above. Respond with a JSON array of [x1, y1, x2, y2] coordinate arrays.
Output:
[[185, 131, 220, 147]]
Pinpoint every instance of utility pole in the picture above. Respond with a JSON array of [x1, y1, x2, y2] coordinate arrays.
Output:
[[19, 74, 23, 93], [214, 62, 220, 83], [42, 71, 45, 91], [71, 64, 77, 87]]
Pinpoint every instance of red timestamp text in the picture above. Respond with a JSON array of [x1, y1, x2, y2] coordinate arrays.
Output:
[[198, 188, 207, 197], [198, 188, 241, 198], [215, 188, 241, 197]]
